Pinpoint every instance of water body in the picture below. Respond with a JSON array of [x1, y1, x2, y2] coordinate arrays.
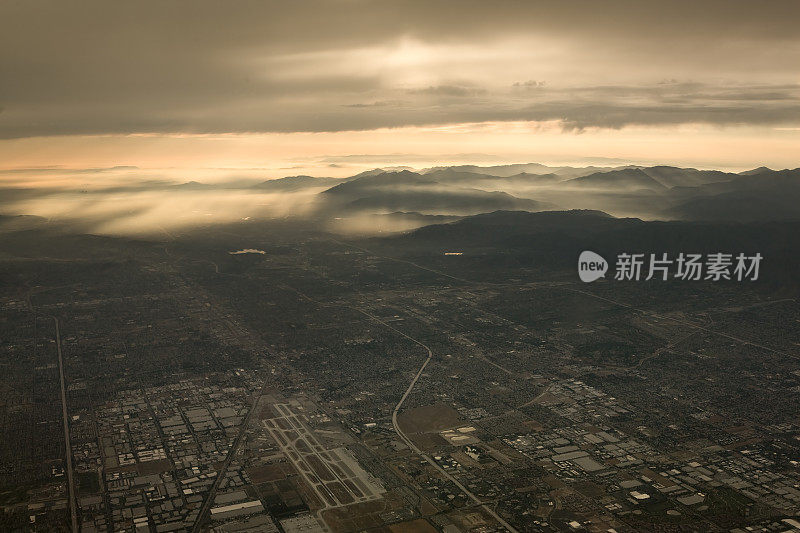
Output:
[[229, 249, 266, 255]]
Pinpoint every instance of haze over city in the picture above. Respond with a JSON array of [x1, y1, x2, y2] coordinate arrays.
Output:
[[1, 2, 799, 533]]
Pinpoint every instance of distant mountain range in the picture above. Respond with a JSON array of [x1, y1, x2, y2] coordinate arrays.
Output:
[[252, 175, 343, 192], [420, 162, 627, 179], [7, 163, 794, 234], [293, 164, 799, 222], [564, 168, 668, 191], [382, 209, 800, 287], [318, 169, 553, 215], [664, 169, 800, 221]]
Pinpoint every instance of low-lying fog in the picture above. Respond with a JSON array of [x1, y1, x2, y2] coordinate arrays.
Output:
[[1, 163, 795, 236], [2, 187, 325, 236]]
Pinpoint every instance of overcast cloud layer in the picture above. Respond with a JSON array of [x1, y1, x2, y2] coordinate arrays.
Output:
[[1, 0, 800, 138]]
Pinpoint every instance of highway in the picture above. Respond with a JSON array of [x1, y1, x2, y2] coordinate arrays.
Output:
[[189, 385, 264, 533], [565, 287, 798, 361], [52, 316, 79, 533], [285, 284, 519, 531], [389, 341, 520, 533], [328, 237, 792, 362]]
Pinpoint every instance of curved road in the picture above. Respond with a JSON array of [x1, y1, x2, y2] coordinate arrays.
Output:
[[287, 285, 518, 531], [389, 341, 519, 533]]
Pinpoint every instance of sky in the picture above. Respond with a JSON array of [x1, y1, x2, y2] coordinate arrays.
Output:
[[1, 0, 799, 182]]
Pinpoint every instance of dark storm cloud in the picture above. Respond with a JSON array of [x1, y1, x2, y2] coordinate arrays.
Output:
[[0, 0, 798, 138]]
